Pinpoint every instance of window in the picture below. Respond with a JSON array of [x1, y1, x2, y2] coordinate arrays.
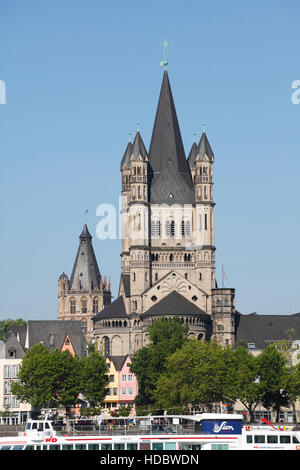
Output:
[[93, 298, 99, 314], [128, 374, 133, 382], [12, 365, 19, 378], [166, 220, 175, 238], [254, 435, 265, 443], [104, 337, 110, 356], [246, 435, 253, 444], [122, 375, 127, 381], [81, 298, 87, 314], [151, 220, 161, 238], [121, 388, 126, 395], [109, 375, 114, 382], [113, 388, 118, 396], [204, 214, 207, 230], [181, 220, 191, 238], [267, 435, 278, 444], [128, 388, 134, 395], [4, 365, 10, 378], [280, 435, 291, 444], [70, 299, 76, 314]]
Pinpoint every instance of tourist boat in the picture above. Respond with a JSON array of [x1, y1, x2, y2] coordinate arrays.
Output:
[[0, 413, 300, 451]]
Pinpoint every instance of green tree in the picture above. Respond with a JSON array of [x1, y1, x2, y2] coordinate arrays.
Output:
[[130, 317, 188, 405], [231, 346, 262, 421], [154, 340, 237, 410], [79, 350, 109, 406], [257, 345, 288, 422], [0, 318, 26, 340]]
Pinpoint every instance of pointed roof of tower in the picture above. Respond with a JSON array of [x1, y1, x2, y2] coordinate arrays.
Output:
[[120, 141, 133, 170], [197, 131, 214, 162], [131, 131, 148, 160], [187, 141, 199, 169], [69, 224, 101, 291], [148, 70, 194, 204]]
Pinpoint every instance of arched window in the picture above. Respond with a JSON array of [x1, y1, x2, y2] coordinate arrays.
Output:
[[81, 298, 87, 314], [166, 220, 175, 238], [70, 298, 76, 314], [151, 220, 161, 238], [103, 336, 110, 357], [93, 297, 99, 314]]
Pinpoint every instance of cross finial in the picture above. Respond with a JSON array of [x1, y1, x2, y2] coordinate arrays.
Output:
[[193, 132, 197, 143], [137, 122, 140, 132], [160, 38, 171, 70], [128, 132, 132, 143], [202, 123, 206, 133], [84, 209, 88, 224]]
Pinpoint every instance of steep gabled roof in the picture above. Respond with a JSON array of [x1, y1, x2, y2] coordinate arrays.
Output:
[[148, 71, 194, 204]]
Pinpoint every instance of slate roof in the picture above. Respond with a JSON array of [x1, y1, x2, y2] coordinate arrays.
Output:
[[141, 291, 210, 320], [120, 141, 133, 170], [93, 296, 127, 320], [69, 224, 101, 291], [108, 355, 128, 371], [26, 320, 87, 357], [235, 312, 300, 349], [131, 131, 148, 160], [188, 132, 214, 169], [148, 71, 194, 205]]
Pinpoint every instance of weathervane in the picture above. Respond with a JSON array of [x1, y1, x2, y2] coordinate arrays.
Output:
[[160, 38, 171, 70]]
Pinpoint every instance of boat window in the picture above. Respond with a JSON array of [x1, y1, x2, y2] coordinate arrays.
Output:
[[75, 444, 86, 450], [127, 443, 138, 450], [24, 445, 34, 450], [49, 445, 60, 450], [32, 423, 37, 430], [267, 435, 278, 444], [165, 443, 177, 450], [12, 446, 24, 450], [0, 446, 11, 450], [211, 444, 229, 450], [152, 443, 164, 450], [38, 423, 43, 431], [280, 435, 291, 444], [26, 423, 31, 430], [101, 444, 112, 450], [88, 444, 99, 450], [114, 443, 125, 450], [246, 435, 253, 444], [293, 435, 300, 443], [45, 423, 50, 429], [254, 435, 265, 443], [62, 445, 74, 450]]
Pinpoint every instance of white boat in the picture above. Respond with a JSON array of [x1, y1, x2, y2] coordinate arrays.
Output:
[[0, 413, 300, 451]]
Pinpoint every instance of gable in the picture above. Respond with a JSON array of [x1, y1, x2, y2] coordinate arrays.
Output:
[[142, 271, 208, 313]]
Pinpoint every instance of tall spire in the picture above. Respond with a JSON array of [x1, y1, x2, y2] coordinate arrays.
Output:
[[148, 70, 194, 204], [69, 224, 101, 291]]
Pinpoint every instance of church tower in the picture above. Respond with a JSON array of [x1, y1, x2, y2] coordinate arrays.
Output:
[[93, 67, 236, 355], [58, 224, 111, 342]]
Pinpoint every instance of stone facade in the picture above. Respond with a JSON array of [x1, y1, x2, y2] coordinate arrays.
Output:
[[92, 70, 236, 355], [58, 225, 111, 342]]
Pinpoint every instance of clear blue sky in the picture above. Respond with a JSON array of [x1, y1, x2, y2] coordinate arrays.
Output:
[[1, 0, 299, 320]]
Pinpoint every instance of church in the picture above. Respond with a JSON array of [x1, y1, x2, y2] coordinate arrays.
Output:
[[58, 68, 236, 354], [58, 68, 300, 357]]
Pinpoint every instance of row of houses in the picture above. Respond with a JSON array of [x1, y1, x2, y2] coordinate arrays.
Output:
[[0, 320, 138, 424]]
